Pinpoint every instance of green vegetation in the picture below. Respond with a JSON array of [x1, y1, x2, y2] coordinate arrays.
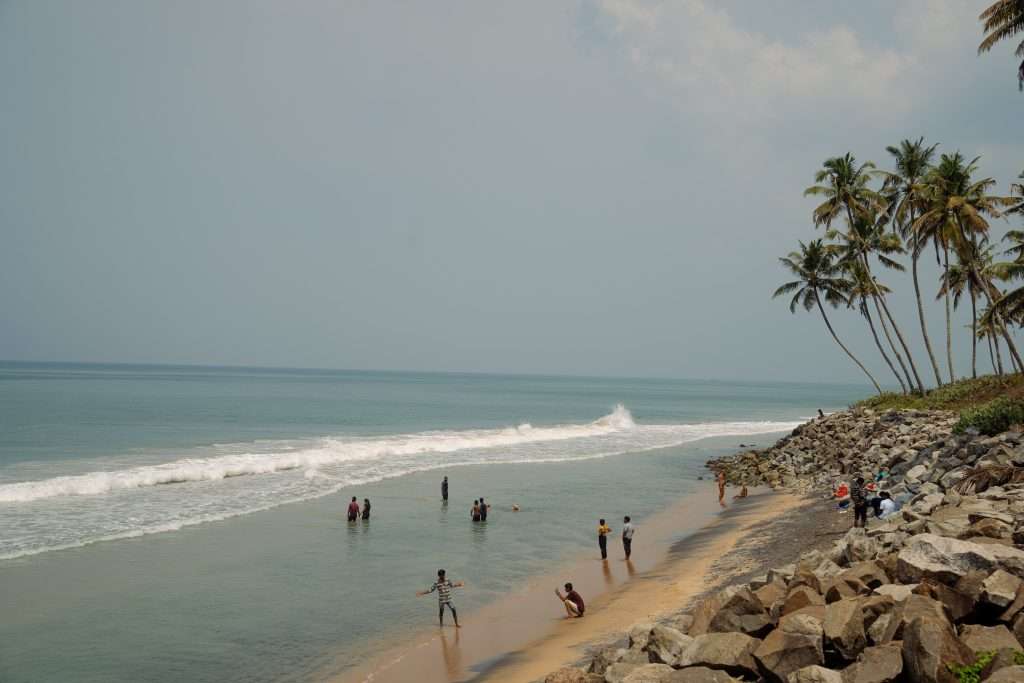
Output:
[[947, 650, 995, 683], [1015, 650, 1024, 665], [954, 396, 1024, 435], [856, 374, 1024, 411]]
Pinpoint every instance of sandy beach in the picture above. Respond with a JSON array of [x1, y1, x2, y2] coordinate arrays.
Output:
[[329, 488, 828, 683]]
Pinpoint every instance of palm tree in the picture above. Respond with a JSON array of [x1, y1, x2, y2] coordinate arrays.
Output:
[[913, 152, 1014, 380], [978, 1, 1024, 89], [982, 232, 1024, 372], [807, 154, 925, 393], [846, 261, 907, 393], [884, 138, 943, 386], [773, 240, 882, 394]]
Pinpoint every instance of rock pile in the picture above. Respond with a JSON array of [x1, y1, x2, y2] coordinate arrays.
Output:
[[542, 409, 1024, 683]]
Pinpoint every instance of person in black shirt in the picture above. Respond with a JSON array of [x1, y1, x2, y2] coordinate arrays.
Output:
[[361, 498, 371, 520], [441, 476, 448, 503], [479, 497, 488, 521], [851, 477, 868, 528]]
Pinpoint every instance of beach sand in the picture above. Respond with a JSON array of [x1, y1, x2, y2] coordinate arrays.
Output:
[[329, 488, 841, 683]]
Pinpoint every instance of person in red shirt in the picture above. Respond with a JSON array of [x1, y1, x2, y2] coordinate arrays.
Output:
[[347, 496, 360, 522], [555, 582, 585, 618]]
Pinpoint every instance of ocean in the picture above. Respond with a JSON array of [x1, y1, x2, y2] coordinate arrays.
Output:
[[0, 362, 864, 682]]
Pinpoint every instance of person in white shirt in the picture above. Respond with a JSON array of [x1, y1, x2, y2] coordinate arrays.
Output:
[[621, 516, 635, 559], [878, 492, 898, 519]]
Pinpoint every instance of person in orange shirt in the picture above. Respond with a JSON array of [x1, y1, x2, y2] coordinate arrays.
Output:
[[597, 519, 612, 560]]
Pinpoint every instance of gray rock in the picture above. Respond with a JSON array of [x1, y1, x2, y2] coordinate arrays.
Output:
[[823, 598, 866, 660], [666, 668, 738, 683], [901, 615, 972, 683], [677, 632, 760, 679], [646, 625, 693, 666], [605, 663, 640, 683], [621, 663, 675, 683], [958, 623, 1022, 656], [988, 666, 1024, 682], [753, 627, 824, 683], [896, 534, 1024, 584], [842, 642, 903, 683], [982, 570, 1024, 609], [785, 665, 843, 683]]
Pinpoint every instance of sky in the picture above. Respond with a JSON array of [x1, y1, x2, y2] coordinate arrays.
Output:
[[1, 0, 1022, 386]]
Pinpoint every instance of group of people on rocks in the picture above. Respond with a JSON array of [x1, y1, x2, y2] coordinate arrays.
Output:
[[833, 472, 906, 527]]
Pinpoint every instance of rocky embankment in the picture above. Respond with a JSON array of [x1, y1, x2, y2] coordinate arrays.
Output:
[[543, 409, 1024, 683]]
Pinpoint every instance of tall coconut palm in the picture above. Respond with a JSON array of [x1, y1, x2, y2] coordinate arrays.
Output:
[[806, 155, 925, 393], [832, 215, 916, 391], [978, 1, 1024, 89], [883, 138, 943, 386], [913, 153, 1014, 381], [846, 261, 907, 393], [981, 233, 1024, 372], [773, 240, 882, 394]]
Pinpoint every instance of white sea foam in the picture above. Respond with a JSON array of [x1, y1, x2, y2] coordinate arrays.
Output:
[[0, 406, 802, 560]]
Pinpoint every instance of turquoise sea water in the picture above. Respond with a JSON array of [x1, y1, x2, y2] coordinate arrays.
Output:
[[0, 363, 865, 682]]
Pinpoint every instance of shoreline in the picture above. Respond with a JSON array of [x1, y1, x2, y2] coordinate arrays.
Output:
[[328, 486, 821, 683], [477, 491, 812, 682]]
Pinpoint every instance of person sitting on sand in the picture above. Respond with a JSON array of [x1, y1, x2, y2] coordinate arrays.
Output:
[[733, 482, 749, 499], [597, 518, 612, 560], [417, 569, 464, 628], [555, 582, 585, 619], [361, 498, 371, 520], [471, 500, 481, 522], [834, 481, 850, 511], [347, 496, 360, 522]]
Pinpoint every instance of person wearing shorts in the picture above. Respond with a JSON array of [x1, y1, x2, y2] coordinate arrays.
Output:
[[555, 582, 585, 618], [417, 569, 464, 627], [621, 516, 635, 559]]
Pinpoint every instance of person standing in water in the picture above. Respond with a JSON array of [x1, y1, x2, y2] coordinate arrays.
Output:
[[621, 516, 635, 560], [347, 496, 360, 522], [597, 519, 612, 560], [417, 569, 463, 628], [361, 498, 371, 520], [471, 500, 481, 522], [478, 497, 488, 521], [441, 476, 449, 503], [716, 470, 727, 506]]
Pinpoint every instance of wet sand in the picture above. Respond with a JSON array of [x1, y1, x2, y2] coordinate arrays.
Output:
[[329, 488, 809, 683]]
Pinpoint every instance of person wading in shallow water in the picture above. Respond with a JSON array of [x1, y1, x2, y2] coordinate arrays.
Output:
[[716, 470, 727, 506], [597, 518, 612, 560], [417, 569, 464, 628], [471, 500, 481, 522], [555, 582, 585, 619], [361, 498, 371, 520], [347, 496, 360, 522], [441, 476, 448, 503]]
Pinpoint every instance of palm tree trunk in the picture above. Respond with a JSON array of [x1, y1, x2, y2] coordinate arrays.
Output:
[[863, 302, 907, 393], [873, 294, 914, 393], [980, 284, 1024, 373], [994, 333, 1007, 375], [987, 332, 1001, 376], [860, 253, 925, 393], [911, 243, 944, 386], [815, 291, 882, 394], [970, 285, 977, 379], [943, 243, 956, 383]]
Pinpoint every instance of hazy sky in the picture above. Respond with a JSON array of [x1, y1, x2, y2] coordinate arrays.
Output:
[[2, 1, 1022, 385]]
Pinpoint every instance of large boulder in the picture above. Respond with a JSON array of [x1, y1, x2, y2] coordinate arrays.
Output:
[[706, 587, 773, 637], [629, 623, 656, 650], [987, 666, 1024, 682], [823, 598, 867, 660], [621, 663, 675, 683], [879, 594, 950, 643], [785, 665, 843, 683], [842, 642, 903, 683], [666, 667, 738, 682], [901, 616, 972, 683], [677, 632, 760, 679], [605, 663, 640, 683], [546, 668, 603, 683], [753, 626, 824, 683], [896, 534, 1024, 584], [646, 625, 693, 666], [982, 570, 1023, 609], [783, 586, 825, 616], [957, 623, 1022, 657]]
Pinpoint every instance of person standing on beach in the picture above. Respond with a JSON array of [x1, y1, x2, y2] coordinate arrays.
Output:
[[716, 470, 726, 506], [417, 569, 463, 628], [621, 516, 635, 559], [554, 582, 585, 618], [851, 476, 868, 528], [441, 476, 448, 503], [361, 498, 371, 520], [597, 519, 612, 560], [479, 497, 488, 521], [347, 496, 360, 522], [471, 500, 481, 522]]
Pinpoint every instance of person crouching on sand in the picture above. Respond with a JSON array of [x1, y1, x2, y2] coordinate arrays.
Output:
[[555, 582, 585, 619], [417, 569, 464, 628]]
